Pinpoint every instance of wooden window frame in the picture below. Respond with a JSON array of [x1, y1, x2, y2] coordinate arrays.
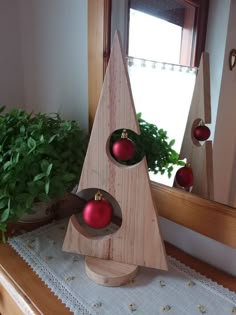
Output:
[[88, 0, 236, 248], [128, 0, 209, 67]]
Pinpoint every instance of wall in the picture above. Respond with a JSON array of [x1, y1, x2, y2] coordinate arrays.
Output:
[[0, 0, 25, 108], [0, 0, 88, 129]]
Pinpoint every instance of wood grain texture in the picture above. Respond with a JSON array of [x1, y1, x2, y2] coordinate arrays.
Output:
[[0, 270, 29, 315], [85, 256, 138, 286], [152, 182, 236, 248], [178, 52, 214, 200], [0, 244, 72, 315], [88, 0, 111, 130], [88, 0, 105, 130], [63, 32, 167, 270], [63, 215, 111, 259]]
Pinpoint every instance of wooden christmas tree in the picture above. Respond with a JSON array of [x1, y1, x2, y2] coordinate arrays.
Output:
[[63, 32, 167, 286]]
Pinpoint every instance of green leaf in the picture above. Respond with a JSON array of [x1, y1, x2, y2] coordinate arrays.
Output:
[[33, 173, 46, 181], [46, 163, 53, 176], [41, 159, 50, 173], [1, 207, 10, 223], [13, 152, 20, 164], [20, 125, 25, 134], [40, 135, 45, 143], [48, 135, 57, 143], [27, 137, 36, 150], [3, 160, 12, 170], [45, 179, 50, 194], [169, 139, 175, 147]]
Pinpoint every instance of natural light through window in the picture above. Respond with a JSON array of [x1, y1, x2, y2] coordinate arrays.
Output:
[[128, 9, 182, 64], [128, 9, 196, 186]]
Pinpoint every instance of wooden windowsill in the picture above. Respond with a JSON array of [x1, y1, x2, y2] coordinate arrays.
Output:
[[0, 240, 235, 315]]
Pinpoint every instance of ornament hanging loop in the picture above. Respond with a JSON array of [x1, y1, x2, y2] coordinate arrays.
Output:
[[121, 129, 128, 139], [95, 191, 103, 201]]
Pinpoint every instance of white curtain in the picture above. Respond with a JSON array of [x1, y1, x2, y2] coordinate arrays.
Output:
[[127, 57, 197, 186]]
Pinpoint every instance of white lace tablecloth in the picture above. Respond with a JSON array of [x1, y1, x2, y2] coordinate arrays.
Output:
[[9, 218, 236, 315]]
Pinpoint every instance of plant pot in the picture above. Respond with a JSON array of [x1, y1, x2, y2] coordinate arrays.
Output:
[[18, 200, 56, 224]]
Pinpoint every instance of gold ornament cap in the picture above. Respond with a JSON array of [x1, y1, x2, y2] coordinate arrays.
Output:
[[94, 191, 103, 201], [121, 129, 128, 139]]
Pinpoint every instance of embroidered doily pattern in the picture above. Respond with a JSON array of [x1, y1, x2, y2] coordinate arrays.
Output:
[[9, 218, 236, 315]]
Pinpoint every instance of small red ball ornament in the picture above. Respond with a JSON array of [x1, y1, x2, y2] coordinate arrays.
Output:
[[193, 124, 210, 141], [112, 129, 135, 161], [175, 163, 193, 188], [82, 191, 113, 229]]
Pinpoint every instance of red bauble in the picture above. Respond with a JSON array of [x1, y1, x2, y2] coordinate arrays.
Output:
[[193, 125, 210, 141], [83, 192, 113, 229], [175, 165, 193, 188], [112, 130, 135, 161], [112, 138, 135, 161]]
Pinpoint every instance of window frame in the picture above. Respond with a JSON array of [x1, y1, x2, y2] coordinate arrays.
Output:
[[127, 0, 209, 67]]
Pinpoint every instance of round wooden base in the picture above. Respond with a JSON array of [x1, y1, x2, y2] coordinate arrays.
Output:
[[85, 256, 138, 287]]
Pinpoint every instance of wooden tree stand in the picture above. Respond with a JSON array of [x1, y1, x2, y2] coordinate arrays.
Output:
[[63, 32, 167, 287]]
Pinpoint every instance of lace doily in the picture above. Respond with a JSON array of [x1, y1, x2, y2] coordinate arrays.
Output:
[[9, 218, 236, 315]]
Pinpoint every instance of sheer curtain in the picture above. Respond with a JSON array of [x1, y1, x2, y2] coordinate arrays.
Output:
[[127, 57, 197, 186]]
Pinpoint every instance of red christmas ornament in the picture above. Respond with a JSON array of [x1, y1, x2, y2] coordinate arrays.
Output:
[[193, 124, 210, 141], [175, 163, 193, 188], [112, 129, 135, 161], [82, 191, 113, 229]]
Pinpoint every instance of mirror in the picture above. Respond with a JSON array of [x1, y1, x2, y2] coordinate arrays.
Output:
[[109, 0, 236, 209]]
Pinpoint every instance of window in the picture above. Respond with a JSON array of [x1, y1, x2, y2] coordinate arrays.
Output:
[[128, 0, 209, 67], [129, 8, 182, 64]]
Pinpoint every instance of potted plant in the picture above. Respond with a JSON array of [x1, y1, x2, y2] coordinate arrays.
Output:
[[0, 107, 87, 241]]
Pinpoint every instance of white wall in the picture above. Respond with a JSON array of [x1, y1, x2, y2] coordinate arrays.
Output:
[[160, 217, 236, 276], [17, 0, 88, 129], [0, 0, 25, 108], [0, 0, 88, 129]]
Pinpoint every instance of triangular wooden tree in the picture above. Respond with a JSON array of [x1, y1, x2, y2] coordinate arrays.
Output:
[[177, 52, 214, 200], [63, 32, 167, 285]]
